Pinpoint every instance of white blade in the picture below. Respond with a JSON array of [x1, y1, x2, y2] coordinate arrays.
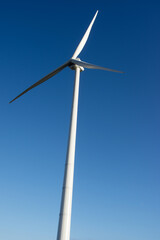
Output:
[[72, 10, 98, 59], [70, 59, 124, 73], [9, 61, 70, 103]]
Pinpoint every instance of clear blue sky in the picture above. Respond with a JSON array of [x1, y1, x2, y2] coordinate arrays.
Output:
[[0, 1, 160, 240]]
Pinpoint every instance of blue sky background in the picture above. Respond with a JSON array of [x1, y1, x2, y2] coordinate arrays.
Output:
[[0, 1, 160, 240]]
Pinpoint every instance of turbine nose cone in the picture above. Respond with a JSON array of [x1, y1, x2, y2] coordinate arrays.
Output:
[[69, 58, 84, 71]]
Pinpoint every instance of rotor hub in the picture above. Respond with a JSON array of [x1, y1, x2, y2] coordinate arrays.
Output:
[[69, 58, 84, 72]]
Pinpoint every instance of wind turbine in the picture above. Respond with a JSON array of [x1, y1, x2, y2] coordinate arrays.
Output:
[[10, 10, 123, 240]]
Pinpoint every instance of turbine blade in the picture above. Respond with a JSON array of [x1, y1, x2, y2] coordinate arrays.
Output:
[[72, 10, 98, 59], [70, 59, 124, 73], [9, 61, 70, 103]]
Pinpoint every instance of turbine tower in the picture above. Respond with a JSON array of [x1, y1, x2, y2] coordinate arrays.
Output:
[[10, 10, 123, 240]]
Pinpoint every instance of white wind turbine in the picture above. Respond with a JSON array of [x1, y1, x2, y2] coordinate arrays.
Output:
[[10, 10, 123, 240]]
